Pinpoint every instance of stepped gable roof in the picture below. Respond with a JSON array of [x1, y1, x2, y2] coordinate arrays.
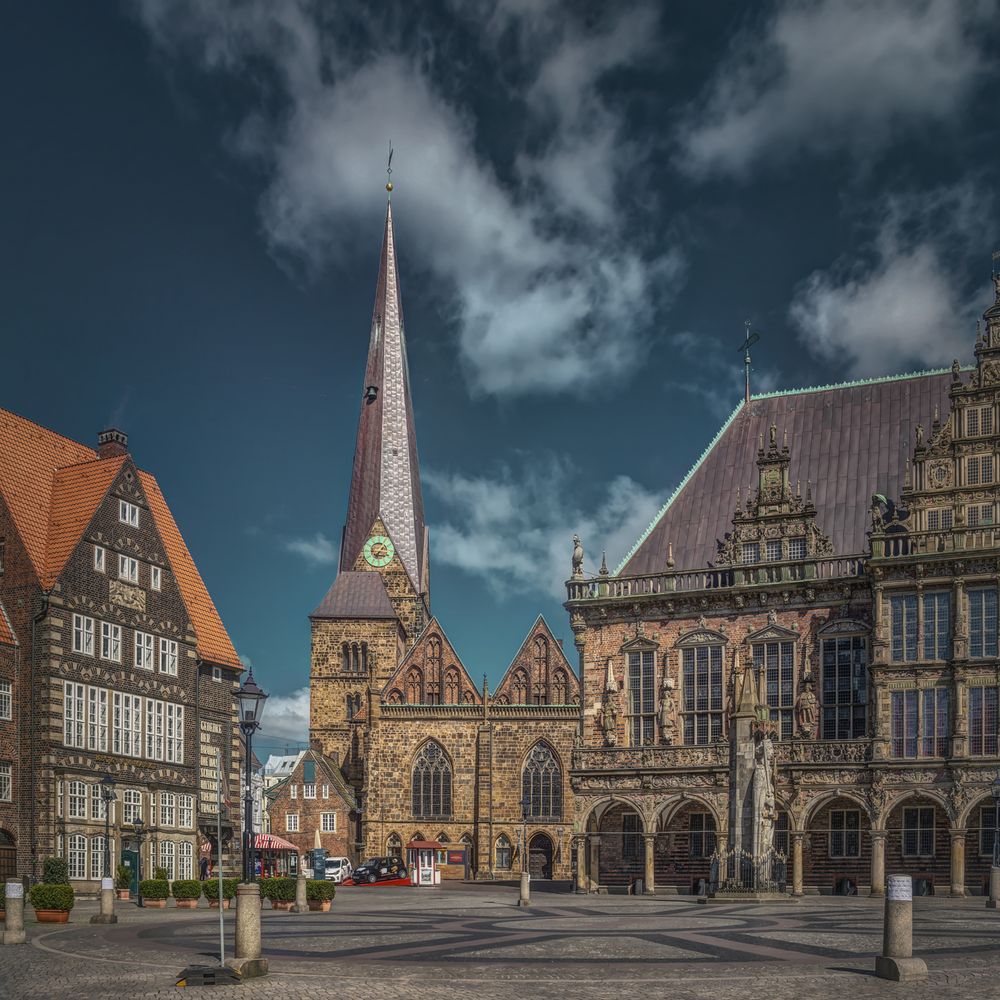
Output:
[[619, 369, 957, 576], [383, 615, 482, 704], [310, 570, 397, 620], [493, 614, 578, 704], [0, 406, 241, 669], [0, 600, 16, 646]]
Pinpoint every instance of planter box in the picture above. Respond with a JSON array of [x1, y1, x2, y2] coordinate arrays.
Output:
[[307, 900, 331, 912], [34, 909, 70, 923], [175, 899, 199, 909], [208, 899, 230, 909], [144, 899, 167, 908], [271, 900, 294, 911], [116, 891, 130, 901]]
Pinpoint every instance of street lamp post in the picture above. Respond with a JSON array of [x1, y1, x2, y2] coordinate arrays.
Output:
[[134, 818, 145, 908], [519, 793, 531, 907], [236, 668, 268, 883], [100, 775, 117, 879]]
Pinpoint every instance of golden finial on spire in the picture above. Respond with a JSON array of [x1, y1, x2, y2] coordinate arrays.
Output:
[[386, 142, 394, 194]]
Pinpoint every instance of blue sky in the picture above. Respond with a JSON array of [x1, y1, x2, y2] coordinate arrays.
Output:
[[3, 1, 999, 749]]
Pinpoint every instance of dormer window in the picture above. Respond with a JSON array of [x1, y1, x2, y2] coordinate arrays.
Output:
[[966, 406, 994, 437], [740, 542, 759, 564], [787, 537, 806, 560], [927, 508, 954, 531], [966, 504, 994, 528], [119, 500, 139, 527], [765, 540, 782, 561], [967, 455, 994, 486]]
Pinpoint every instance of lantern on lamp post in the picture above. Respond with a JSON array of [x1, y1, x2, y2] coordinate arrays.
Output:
[[100, 774, 117, 879], [133, 817, 145, 908], [236, 668, 268, 883]]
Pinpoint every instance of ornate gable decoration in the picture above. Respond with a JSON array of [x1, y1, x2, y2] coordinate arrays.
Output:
[[715, 423, 833, 567], [620, 635, 658, 653], [676, 626, 728, 647], [744, 623, 799, 644], [493, 616, 579, 706], [381, 616, 481, 706], [817, 617, 870, 636]]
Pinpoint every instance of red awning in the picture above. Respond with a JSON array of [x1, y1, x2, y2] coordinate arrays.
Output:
[[254, 834, 297, 851]]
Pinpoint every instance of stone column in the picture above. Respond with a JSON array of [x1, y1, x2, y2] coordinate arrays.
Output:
[[574, 836, 587, 894], [2, 880, 25, 945], [949, 830, 966, 897], [791, 833, 804, 896], [225, 883, 268, 979], [643, 834, 656, 895], [291, 871, 308, 913], [870, 831, 886, 897], [588, 835, 600, 892], [89, 877, 118, 924]]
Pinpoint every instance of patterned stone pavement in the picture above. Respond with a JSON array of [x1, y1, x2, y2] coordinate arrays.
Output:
[[2, 886, 1000, 998]]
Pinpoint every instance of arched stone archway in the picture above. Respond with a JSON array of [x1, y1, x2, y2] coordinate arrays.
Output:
[[529, 833, 554, 879], [803, 793, 872, 895], [884, 795, 952, 896], [963, 794, 998, 895], [595, 802, 644, 887], [654, 800, 718, 894]]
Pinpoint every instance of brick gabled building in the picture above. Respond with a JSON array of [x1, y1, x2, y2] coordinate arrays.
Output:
[[0, 412, 243, 885]]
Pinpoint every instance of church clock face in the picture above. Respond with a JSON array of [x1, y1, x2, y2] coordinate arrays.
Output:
[[363, 534, 394, 567]]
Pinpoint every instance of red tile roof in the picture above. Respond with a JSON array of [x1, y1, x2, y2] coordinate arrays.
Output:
[[0, 600, 16, 646], [0, 407, 240, 669], [619, 371, 955, 575]]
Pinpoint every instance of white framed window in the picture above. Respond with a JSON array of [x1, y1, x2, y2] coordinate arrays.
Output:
[[0, 680, 11, 720], [68, 780, 88, 819], [159, 638, 178, 676], [178, 841, 193, 879], [966, 406, 994, 437], [87, 687, 108, 752], [72, 614, 94, 656], [94, 546, 106, 572], [151, 566, 162, 591], [927, 507, 954, 531], [57, 781, 63, 816], [0, 763, 11, 802], [967, 454, 994, 486], [122, 788, 142, 825], [64, 681, 85, 748], [68, 834, 87, 880], [91, 835, 107, 880], [119, 499, 139, 527], [159, 840, 176, 880], [967, 503, 994, 528], [211, 666, 222, 683], [91, 784, 107, 821], [321, 784, 329, 800], [134, 631, 154, 670], [290, 785, 297, 800], [113, 691, 142, 757], [165, 702, 184, 763], [100, 621, 122, 662], [146, 699, 165, 761], [178, 794, 194, 829], [160, 792, 176, 827], [286, 813, 299, 833], [303, 783, 316, 799], [321, 812, 337, 833], [118, 553, 139, 584]]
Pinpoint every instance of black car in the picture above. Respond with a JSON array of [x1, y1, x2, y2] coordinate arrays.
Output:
[[352, 855, 406, 884]]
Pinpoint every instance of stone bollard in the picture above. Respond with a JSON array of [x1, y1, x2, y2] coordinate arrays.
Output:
[[90, 878, 118, 924], [988, 867, 1000, 910], [225, 883, 268, 979], [291, 871, 309, 914], [874, 874, 927, 982], [518, 871, 530, 908], [2, 880, 26, 945]]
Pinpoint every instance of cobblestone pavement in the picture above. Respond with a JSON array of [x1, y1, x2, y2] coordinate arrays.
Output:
[[2, 886, 1000, 998]]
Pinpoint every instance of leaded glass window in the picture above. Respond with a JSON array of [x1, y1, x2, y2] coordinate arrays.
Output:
[[902, 807, 935, 857], [921, 591, 951, 660], [969, 687, 999, 756], [829, 810, 860, 857], [628, 649, 655, 746], [890, 594, 918, 662], [752, 640, 794, 739], [820, 635, 867, 739], [682, 645, 724, 744], [969, 588, 998, 658], [412, 741, 452, 819], [522, 743, 561, 820], [689, 813, 716, 858]]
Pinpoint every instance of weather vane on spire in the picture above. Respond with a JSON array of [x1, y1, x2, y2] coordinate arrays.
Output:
[[737, 319, 761, 405], [386, 142, 394, 196]]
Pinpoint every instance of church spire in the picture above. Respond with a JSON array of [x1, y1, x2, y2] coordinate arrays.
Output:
[[340, 195, 428, 596]]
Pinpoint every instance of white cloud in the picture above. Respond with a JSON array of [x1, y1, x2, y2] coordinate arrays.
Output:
[[676, 0, 992, 179], [259, 686, 310, 744], [789, 183, 993, 376], [285, 532, 338, 565], [136, 1, 682, 397], [425, 457, 662, 598]]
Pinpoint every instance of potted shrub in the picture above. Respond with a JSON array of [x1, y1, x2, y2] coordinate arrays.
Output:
[[29, 858, 74, 923], [139, 878, 169, 908], [269, 877, 296, 911], [115, 864, 131, 900], [171, 879, 201, 909], [306, 880, 336, 912], [203, 877, 238, 909]]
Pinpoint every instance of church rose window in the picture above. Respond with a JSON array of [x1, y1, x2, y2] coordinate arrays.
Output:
[[820, 635, 867, 740], [752, 641, 794, 740], [522, 743, 561, 820], [412, 741, 452, 819], [681, 645, 723, 745], [627, 650, 655, 746]]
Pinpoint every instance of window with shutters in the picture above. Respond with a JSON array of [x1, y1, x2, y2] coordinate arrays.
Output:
[[412, 741, 452, 819]]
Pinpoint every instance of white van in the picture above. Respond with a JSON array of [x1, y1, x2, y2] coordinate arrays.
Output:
[[324, 857, 353, 883]]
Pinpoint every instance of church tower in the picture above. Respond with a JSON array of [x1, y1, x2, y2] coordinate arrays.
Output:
[[309, 192, 430, 775]]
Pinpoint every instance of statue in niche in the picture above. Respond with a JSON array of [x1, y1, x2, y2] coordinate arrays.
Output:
[[657, 670, 678, 745], [599, 657, 619, 746], [795, 674, 818, 739], [752, 734, 778, 857]]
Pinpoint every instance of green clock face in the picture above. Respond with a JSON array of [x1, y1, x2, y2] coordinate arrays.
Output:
[[363, 534, 394, 567]]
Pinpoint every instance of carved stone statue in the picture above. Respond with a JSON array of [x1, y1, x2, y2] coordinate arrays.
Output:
[[752, 735, 778, 856], [599, 657, 619, 746], [657, 671, 678, 745], [571, 534, 584, 578], [870, 495, 885, 533], [795, 674, 818, 739], [915, 423, 924, 446]]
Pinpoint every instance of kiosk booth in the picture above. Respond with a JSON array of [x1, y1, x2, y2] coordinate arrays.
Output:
[[406, 840, 442, 886]]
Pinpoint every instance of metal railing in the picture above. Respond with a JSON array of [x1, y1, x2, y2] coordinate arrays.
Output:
[[871, 527, 1000, 559]]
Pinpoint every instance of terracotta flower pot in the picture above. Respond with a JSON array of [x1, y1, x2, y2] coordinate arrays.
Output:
[[271, 900, 293, 911], [144, 899, 167, 908], [175, 899, 199, 908], [34, 909, 70, 923], [307, 900, 331, 912], [208, 899, 230, 909]]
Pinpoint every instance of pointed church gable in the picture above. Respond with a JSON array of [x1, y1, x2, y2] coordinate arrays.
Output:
[[493, 615, 578, 706], [348, 516, 420, 596], [381, 616, 481, 706]]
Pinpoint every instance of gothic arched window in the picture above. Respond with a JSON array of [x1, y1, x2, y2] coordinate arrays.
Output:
[[522, 742, 561, 820], [512, 669, 528, 704], [406, 668, 424, 704], [412, 740, 452, 819], [341, 643, 350, 673], [386, 832, 402, 855], [553, 669, 568, 704], [386, 688, 403, 704], [444, 668, 460, 704], [495, 834, 512, 870]]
